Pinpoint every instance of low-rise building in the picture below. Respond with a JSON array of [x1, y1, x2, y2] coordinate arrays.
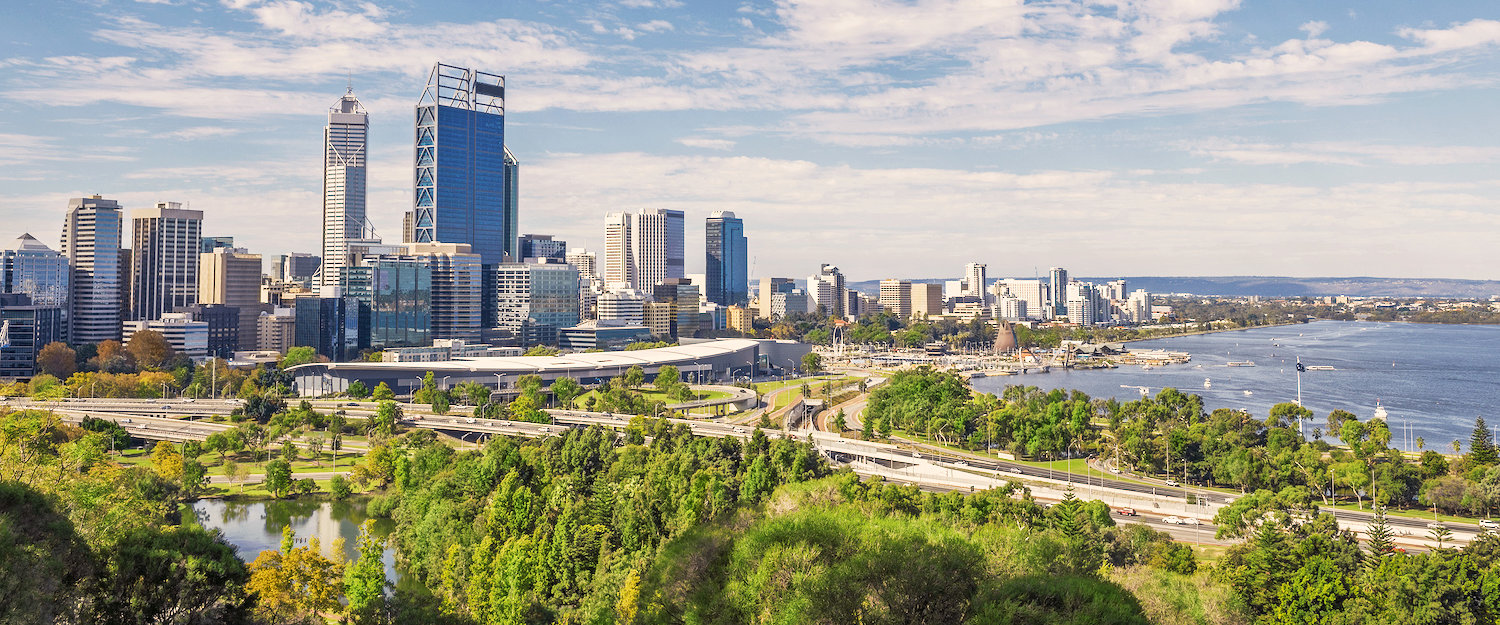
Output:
[[558, 321, 654, 351], [123, 312, 209, 358], [0, 293, 64, 378]]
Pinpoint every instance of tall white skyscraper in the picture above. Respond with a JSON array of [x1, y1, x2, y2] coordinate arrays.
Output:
[[993, 278, 1045, 320], [807, 264, 846, 319], [320, 89, 369, 287], [602, 209, 685, 291], [964, 262, 988, 303], [130, 202, 203, 321], [1048, 267, 1069, 316], [566, 248, 598, 281], [60, 195, 125, 342]]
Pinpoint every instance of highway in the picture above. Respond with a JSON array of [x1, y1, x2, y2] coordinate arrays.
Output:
[[4, 395, 1484, 548]]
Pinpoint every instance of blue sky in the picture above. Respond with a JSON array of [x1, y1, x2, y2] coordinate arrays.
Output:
[[3, 0, 1500, 281]]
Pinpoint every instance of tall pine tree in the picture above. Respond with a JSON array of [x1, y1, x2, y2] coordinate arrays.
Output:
[[1470, 416, 1497, 465], [1365, 505, 1395, 560]]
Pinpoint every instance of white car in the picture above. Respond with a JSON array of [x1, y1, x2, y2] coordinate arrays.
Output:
[[465, 418, 476, 424], [1109, 467, 1121, 474], [734, 427, 746, 433], [1481, 520, 1499, 530], [1010, 467, 1024, 475], [1181, 517, 1200, 526], [1164, 480, 1180, 487], [539, 426, 551, 433], [1163, 516, 1184, 525]]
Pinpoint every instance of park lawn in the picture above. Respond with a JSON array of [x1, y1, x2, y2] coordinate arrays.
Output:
[[752, 376, 847, 395]]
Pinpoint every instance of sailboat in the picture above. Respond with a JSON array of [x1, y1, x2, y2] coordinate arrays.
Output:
[[1203, 378, 1212, 389]]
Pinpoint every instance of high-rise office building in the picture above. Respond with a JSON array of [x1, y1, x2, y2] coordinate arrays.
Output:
[[2, 234, 71, 327], [200, 236, 235, 254], [652, 278, 701, 339], [597, 289, 646, 326], [410, 63, 516, 264], [275, 253, 321, 287], [341, 258, 430, 349], [1048, 267, 1068, 317], [758, 277, 795, 319], [566, 249, 598, 281], [320, 89, 369, 288], [770, 288, 808, 319], [911, 283, 943, 318], [1066, 282, 1097, 325], [490, 261, 580, 345], [0, 294, 64, 377], [603, 209, 685, 291], [519, 234, 567, 261], [705, 211, 748, 306], [807, 264, 846, 318], [993, 279, 1045, 320], [410, 243, 482, 341], [60, 195, 125, 343], [879, 279, 913, 319], [198, 248, 264, 350], [964, 263, 988, 303], [129, 202, 203, 321], [1127, 289, 1152, 324]]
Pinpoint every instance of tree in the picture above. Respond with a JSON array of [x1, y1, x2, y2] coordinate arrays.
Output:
[[181, 458, 208, 496], [413, 371, 438, 404], [279, 346, 318, 369], [369, 401, 401, 440], [655, 365, 681, 393], [550, 377, 582, 408], [126, 330, 176, 369], [330, 474, 353, 500], [802, 351, 824, 374], [1428, 523, 1454, 550], [246, 527, 344, 623], [524, 345, 561, 356], [150, 441, 184, 482], [371, 382, 395, 401], [91, 339, 134, 372], [1471, 416, 1498, 465], [1365, 506, 1395, 558], [265, 459, 293, 498], [344, 520, 389, 624], [623, 365, 646, 389], [834, 409, 847, 433], [347, 380, 370, 399], [431, 392, 450, 415], [36, 342, 76, 378]]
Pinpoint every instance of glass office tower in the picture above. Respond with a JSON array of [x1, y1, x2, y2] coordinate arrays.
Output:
[[411, 63, 516, 265], [705, 211, 748, 306]]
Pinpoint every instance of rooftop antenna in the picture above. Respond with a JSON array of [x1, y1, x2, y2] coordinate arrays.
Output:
[[347, 70, 353, 94]]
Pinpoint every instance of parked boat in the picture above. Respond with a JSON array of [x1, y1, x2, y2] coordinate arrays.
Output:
[[1227, 361, 1256, 367]]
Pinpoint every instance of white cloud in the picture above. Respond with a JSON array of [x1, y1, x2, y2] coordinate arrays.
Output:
[[675, 137, 736, 150], [1187, 140, 1500, 166], [637, 19, 674, 33], [1300, 20, 1328, 38]]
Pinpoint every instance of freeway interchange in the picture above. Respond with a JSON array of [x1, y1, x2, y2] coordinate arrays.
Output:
[[0, 394, 1476, 550]]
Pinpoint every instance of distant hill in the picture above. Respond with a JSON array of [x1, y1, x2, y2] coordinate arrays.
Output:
[[844, 276, 1500, 298]]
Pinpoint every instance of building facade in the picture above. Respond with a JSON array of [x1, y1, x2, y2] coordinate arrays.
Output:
[[198, 248, 263, 350], [879, 279, 913, 319], [911, 282, 943, 319], [123, 313, 209, 358], [320, 89, 370, 288], [130, 202, 203, 321], [603, 209, 684, 291], [651, 278, 700, 340], [1048, 267, 1069, 317], [519, 234, 566, 261], [2, 234, 70, 342], [341, 259, 431, 349], [490, 261, 580, 346], [60, 195, 125, 343], [0, 294, 64, 378], [177, 304, 239, 359], [257, 307, 296, 353], [807, 264, 846, 319], [410, 63, 517, 264], [705, 211, 748, 306]]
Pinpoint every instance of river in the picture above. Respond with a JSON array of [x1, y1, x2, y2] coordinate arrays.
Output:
[[186, 498, 405, 584], [971, 320, 1500, 451]]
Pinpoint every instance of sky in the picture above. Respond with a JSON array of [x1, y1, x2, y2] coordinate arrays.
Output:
[[3, 0, 1500, 282]]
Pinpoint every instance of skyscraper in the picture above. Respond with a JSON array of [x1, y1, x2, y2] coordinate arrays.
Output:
[[705, 211, 748, 306], [879, 279, 913, 319], [410, 63, 515, 265], [603, 209, 685, 291], [2, 234, 71, 316], [1048, 267, 1068, 317], [320, 89, 369, 288], [129, 202, 203, 321], [199, 248, 264, 350], [566, 249, 598, 281], [519, 234, 566, 261], [964, 262, 988, 303], [60, 195, 125, 342], [807, 264, 846, 319]]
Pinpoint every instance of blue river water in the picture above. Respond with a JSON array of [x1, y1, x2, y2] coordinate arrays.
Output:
[[971, 320, 1500, 452]]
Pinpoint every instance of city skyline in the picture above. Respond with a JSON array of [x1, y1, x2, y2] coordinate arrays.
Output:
[[3, 2, 1500, 280]]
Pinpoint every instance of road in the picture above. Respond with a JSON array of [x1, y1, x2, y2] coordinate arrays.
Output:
[[7, 395, 1485, 548]]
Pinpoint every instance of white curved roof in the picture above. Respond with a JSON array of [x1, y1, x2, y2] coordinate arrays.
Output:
[[290, 338, 772, 376]]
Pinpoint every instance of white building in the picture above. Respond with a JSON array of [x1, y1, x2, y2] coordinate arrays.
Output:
[[130, 202, 203, 321], [993, 279, 1045, 320], [60, 195, 125, 342], [319, 89, 369, 288], [603, 209, 684, 291], [996, 296, 1028, 321], [964, 262, 988, 304], [806, 264, 845, 318], [770, 288, 809, 319], [123, 313, 208, 358], [1127, 289, 1152, 324], [565, 248, 598, 281], [879, 279, 912, 319], [598, 288, 648, 326]]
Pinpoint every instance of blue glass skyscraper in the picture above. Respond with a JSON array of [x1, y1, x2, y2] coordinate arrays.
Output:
[[705, 211, 748, 306], [412, 63, 517, 264]]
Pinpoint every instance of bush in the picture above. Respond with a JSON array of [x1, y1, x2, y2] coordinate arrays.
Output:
[[347, 380, 370, 399], [330, 475, 352, 500]]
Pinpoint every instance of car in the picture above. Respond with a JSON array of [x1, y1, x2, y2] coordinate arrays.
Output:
[[182, 398, 195, 403], [1010, 467, 1024, 475], [499, 420, 510, 425], [122, 418, 132, 423], [1164, 480, 1180, 487], [1163, 516, 1183, 525], [954, 461, 968, 467], [1115, 508, 1138, 516], [346, 402, 359, 406], [1428, 522, 1448, 531], [1481, 520, 1499, 530], [539, 427, 551, 433], [465, 418, 476, 424], [734, 427, 746, 433], [1182, 517, 1200, 526], [451, 419, 459, 424], [160, 405, 171, 409], [1109, 467, 1121, 474], [912, 452, 923, 459]]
